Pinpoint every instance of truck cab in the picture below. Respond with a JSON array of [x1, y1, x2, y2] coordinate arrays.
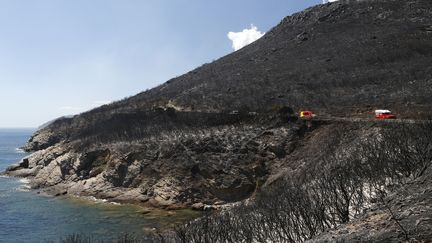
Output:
[[375, 110, 396, 119], [300, 111, 316, 119]]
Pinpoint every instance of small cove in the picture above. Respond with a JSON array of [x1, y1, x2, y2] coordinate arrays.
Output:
[[0, 129, 198, 242]]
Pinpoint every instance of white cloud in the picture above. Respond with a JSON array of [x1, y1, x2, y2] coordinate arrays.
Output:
[[323, 0, 339, 3], [227, 24, 265, 51]]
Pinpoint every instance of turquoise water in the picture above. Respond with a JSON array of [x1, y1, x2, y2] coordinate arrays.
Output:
[[0, 129, 198, 243]]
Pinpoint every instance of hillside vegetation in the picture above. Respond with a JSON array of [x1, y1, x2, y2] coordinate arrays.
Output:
[[24, 0, 432, 153], [5, 0, 432, 242]]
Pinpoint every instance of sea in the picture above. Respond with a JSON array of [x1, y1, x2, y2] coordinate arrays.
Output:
[[0, 129, 198, 243]]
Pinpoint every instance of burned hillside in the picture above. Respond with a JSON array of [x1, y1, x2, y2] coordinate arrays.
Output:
[[5, 0, 432, 242]]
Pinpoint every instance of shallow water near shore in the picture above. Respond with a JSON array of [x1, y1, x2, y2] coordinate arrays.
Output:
[[0, 129, 199, 242]]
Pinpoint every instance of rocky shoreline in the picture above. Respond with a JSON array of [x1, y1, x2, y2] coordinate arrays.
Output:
[[3, 0, 432, 240], [4, 114, 303, 210], [6, 0, 432, 214], [1, 117, 395, 211]]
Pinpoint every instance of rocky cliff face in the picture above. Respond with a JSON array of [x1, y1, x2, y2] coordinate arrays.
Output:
[[10, 113, 305, 207], [9, 115, 388, 209], [4, 0, 432, 241]]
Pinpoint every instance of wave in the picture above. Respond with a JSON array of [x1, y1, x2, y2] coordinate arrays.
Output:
[[17, 185, 31, 192], [80, 196, 121, 205], [15, 178, 31, 191], [15, 148, 26, 154], [87, 196, 108, 203], [19, 178, 30, 184]]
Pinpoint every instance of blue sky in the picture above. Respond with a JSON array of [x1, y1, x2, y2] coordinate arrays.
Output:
[[0, 0, 321, 127]]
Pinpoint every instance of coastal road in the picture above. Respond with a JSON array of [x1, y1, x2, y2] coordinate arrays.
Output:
[[312, 117, 429, 124]]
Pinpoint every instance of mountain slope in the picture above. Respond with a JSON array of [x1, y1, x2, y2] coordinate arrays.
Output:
[[4, 0, 432, 241], [94, 0, 432, 114], [23, 0, 432, 152]]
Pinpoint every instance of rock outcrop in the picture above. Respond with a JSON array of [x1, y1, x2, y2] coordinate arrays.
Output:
[[10, 114, 310, 208], [5, 0, 432, 241]]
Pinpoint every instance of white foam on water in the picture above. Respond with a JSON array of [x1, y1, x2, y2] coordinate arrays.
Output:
[[17, 185, 31, 192], [86, 196, 108, 203], [90, 196, 107, 202], [81, 196, 121, 205], [15, 148, 26, 154], [15, 178, 32, 191], [19, 178, 30, 184]]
